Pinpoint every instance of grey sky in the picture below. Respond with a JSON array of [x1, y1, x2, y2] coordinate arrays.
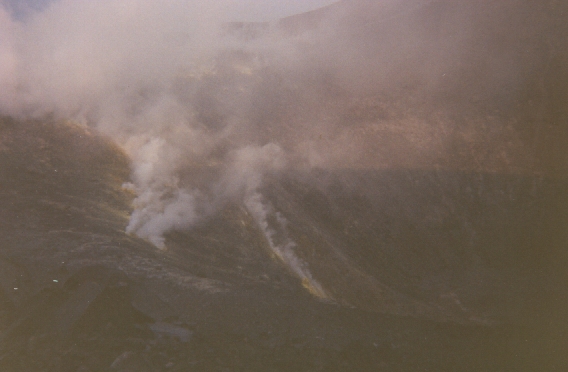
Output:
[[2, 0, 340, 22], [224, 0, 339, 22]]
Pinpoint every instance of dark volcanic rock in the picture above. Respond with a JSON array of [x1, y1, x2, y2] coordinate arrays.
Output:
[[0, 116, 567, 371]]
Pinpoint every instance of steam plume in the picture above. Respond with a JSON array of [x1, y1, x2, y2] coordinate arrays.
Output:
[[0, 0, 562, 250]]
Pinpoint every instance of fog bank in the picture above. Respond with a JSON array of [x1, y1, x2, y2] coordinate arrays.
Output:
[[1, 0, 566, 247]]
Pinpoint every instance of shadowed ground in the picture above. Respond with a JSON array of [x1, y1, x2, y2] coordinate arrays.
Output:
[[0, 117, 567, 371]]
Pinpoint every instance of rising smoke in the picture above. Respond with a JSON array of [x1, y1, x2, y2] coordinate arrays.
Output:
[[0, 0, 564, 249], [0, 0, 297, 247]]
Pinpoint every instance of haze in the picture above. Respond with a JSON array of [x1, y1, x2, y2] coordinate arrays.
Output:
[[0, 0, 565, 248]]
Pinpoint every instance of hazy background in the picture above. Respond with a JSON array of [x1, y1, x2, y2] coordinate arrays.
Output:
[[1, 0, 566, 248]]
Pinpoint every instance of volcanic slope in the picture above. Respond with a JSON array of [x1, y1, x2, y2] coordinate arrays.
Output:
[[1, 0, 568, 370], [0, 116, 567, 371]]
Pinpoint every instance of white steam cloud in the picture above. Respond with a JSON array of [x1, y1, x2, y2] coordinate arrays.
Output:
[[0, 0, 298, 247], [0, 0, 554, 250]]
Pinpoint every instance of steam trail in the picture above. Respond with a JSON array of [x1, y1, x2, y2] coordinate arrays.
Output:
[[244, 191, 328, 298]]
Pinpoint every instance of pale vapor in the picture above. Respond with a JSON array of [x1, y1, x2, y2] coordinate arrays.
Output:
[[0, 0, 563, 250]]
